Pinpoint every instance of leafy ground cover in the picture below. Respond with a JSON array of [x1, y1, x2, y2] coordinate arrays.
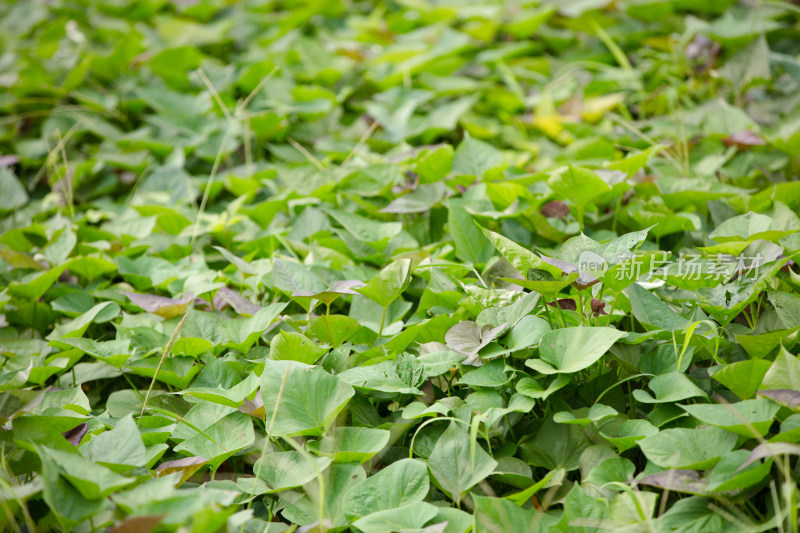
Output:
[[2, 0, 800, 531]]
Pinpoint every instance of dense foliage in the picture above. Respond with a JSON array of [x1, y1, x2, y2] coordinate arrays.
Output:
[[2, 0, 800, 531]]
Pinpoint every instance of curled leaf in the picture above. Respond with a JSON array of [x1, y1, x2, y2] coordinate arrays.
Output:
[[62, 422, 89, 446], [590, 298, 607, 316], [155, 456, 208, 486], [546, 298, 577, 311], [722, 130, 766, 149], [239, 393, 265, 420], [538, 254, 599, 290], [686, 35, 720, 60], [445, 321, 506, 366], [294, 279, 366, 307], [540, 200, 570, 218]]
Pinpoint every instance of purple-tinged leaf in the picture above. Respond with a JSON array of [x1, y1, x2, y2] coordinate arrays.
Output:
[[110, 515, 163, 533], [637, 470, 708, 495], [757, 389, 800, 411], [239, 393, 265, 420], [538, 254, 578, 274], [123, 292, 192, 319], [297, 520, 334, 533], [0, 155, 19, 167], [214, 286, 261, 316], [737, 442, 800, 471]]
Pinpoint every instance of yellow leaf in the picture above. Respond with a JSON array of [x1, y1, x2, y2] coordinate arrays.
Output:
[[643, 36, 675, 52], [581, 93, 627, 123]]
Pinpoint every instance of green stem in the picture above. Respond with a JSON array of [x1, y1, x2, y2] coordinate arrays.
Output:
[[612, 194, 623, 233], [504, 414, 517, 442], [139, 310, 189, 424], [543, 297, 554, 328], [555, 300, 567, 328], [378, 306, 387, 337]]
